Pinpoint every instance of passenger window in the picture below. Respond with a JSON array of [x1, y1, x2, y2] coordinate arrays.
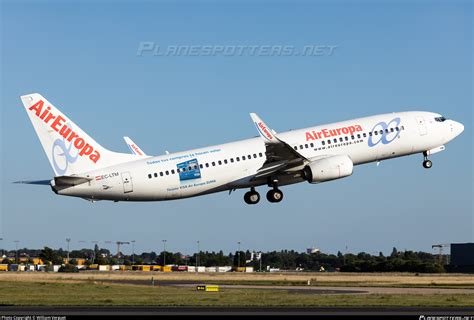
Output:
[[385, 129, 389, 133], [259, 152, 263, 157], [395, 127, 399, 131], [351, 135, 355, 140], [379, 130, 383, 135], [224, 159, 228, 164], [305, 144, 308, 148], [333, 138, 337, 143], [171, 169, 175, 174], [390, 128, 394, 132], [299, 145, 303, 150], [363, 133, 367, 138], [401, 126, 405, 130], [160, 172, 164, 176], [310, 143, 314, 148], [188, 166, 192, 170], [218, 160, 222, 165], [248, 155, 251, 159], [230, 158, 234, 163], [357, 134, 361, 139], [369, 132, 373, 136], [212, 162, 216, 166], [205, 163, 209, 167], [236, 157, 240, 161], [165, 171, 169, 175], [253, 154, 257, 158], [154, 173, 158, 178], [339, 137, 343, 142], [148, 174, 152, 179], [374, 131, 378, 136], [294, 146, 297, 150], [345, 136, 349, 141], [322, 141, 325, 146], [327, 140, 331, 144], [199, 164, 203, 169]]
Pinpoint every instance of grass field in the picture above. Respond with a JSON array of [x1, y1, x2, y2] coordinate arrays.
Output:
[[1, 281, 473, 307], [2, 271, 473, 287], [1, 272, 473, 307]]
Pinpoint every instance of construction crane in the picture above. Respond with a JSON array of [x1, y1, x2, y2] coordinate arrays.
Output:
[[432, 243, 450, 264], [116, 241, 130, 258]]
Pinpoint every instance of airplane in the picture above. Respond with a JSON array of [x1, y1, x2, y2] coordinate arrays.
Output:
[[17, 93, 464, 204]]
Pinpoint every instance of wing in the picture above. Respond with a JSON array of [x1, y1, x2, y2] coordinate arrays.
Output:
[[250, 113, 308, 179]]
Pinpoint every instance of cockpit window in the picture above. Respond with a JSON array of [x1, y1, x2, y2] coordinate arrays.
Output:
[[435, 116, 447, 122]]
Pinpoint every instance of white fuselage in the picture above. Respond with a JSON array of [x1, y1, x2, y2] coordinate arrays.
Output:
[[55, 111, 464, 202]]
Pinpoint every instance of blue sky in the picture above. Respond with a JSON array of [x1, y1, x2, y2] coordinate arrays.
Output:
[[1, 0, 472, 256]]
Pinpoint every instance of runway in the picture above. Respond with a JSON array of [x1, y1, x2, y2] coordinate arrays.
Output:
[[1, 306, 474, 316], [103, 279, 474, 295]]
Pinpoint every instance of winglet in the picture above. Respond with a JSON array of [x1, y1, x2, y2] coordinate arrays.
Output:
[[123, 136, 147, 156], [250, 113, 278, 143]]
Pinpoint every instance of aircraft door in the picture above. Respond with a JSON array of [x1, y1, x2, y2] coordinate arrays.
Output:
[[121, 172, 133, 193], [416, 117, 427, 136]]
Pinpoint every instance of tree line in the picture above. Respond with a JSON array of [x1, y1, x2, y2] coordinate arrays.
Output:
[[1, 246, 446, 273]]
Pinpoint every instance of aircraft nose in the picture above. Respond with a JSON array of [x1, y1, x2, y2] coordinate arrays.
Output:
[[451, 120, 464, 138]]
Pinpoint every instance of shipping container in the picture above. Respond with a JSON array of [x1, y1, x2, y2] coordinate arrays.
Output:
[[141, 265, 151, 272], [205, 267, 217, 273], [111, 265, 120, 271], [197, 266, 206, 273], [9, 264, 19, 272], [151, 265, 162, 271], [0, 265, 8, 271], [162, 266, 172, 272], [187, 266, 196, 272], [88, 264, 99, 270], [99, 265, 110, 271], [217, 266, 232, 273], [245, 267, 254, 273]]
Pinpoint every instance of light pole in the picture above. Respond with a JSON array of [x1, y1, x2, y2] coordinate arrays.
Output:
[[14, 240, 19, 264], [66, 238, 71, 263], [237, 241, 241, 270], [196, 241, 200, 269], [0, 238, 3, 258], [131, 240, 136, 264], [162, 240, 167, 266], [91, 241, 98, 263]]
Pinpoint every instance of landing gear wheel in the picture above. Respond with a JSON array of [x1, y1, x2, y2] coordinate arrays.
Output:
[[266, 189, 283, 203], [244, 190, 260, 204], [423, 160, 432, 169]]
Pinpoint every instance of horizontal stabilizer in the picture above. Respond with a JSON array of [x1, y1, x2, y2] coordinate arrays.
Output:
[[14, 180, 51, 185], [54, 175, 92, 187]]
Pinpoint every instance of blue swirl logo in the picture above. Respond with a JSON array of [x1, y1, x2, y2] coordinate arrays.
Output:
[[368, 117, 401, 147], [51, 128, 79, 175]]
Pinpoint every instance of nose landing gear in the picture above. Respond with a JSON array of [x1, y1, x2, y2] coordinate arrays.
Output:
[[423, 152, 433, 169]]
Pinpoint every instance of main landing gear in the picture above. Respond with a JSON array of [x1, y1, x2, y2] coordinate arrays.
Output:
[[243, 180, 284, 204], [422, 152, 433, 169], [244, 187, 260, 205], [266, 188, 283, 203]]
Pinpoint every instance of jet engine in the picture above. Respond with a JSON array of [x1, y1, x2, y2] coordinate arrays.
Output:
[[302, 155, 354, 183]]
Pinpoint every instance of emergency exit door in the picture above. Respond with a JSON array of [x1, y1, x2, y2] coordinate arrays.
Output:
[[121, 172, 133, 193]]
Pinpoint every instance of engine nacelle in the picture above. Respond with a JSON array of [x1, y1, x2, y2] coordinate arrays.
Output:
[[303, 155, 354, 183]]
